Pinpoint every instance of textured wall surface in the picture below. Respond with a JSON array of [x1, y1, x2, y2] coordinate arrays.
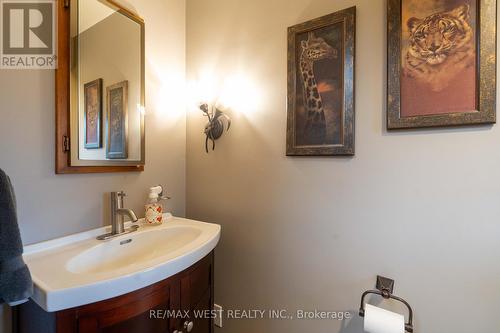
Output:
[[0, 1, 186, 331], [186, 0, 500, 332]]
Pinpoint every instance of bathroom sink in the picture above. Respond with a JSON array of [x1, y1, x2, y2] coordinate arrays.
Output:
[[67, 226, 203, 274], [23, 214, 220, 312]]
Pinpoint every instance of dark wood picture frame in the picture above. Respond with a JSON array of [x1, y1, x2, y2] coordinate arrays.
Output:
[[55, 0, 144, 174], [83, 78, 103, 149], [286, 7, 356, 156], [387, 0, 497, 129], [106, 81, 129, 159]]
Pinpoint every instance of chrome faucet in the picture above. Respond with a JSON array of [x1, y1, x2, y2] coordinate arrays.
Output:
[[97, 191, 139, 240]]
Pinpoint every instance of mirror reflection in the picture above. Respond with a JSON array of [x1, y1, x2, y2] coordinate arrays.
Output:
[[70, 0, 144, 166]]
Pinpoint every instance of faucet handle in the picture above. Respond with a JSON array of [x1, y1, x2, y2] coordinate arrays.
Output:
[[160, 194, 171, 201], [117, 191, 127, 198], [156, 185, 171, 201]]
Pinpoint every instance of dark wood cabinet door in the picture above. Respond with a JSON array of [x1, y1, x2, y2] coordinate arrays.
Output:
[[189, 290, 211, 333], [77, 288, 170, 333], [179, 254, 214, 333], [81, 302, 170, 333]]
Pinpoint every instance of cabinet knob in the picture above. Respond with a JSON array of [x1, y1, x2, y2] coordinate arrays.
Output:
[[184, 321, 194, 332]]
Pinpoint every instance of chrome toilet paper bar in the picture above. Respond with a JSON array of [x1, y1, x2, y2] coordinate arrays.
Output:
[[358, 276, 414, 333]]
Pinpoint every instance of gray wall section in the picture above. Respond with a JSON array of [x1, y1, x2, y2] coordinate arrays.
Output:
[[0, 0, 186, 332], [186, 0, 500, 332]]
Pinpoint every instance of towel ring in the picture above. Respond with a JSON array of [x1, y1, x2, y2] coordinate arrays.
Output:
[[358, 276, 414, 333]]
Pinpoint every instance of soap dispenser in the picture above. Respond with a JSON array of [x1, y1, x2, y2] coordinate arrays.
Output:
[[145, 185, 168, 225]]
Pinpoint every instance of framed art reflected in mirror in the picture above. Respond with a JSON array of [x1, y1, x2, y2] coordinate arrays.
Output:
[[106, 81, 128, 160], [84, 78, 102, 149]]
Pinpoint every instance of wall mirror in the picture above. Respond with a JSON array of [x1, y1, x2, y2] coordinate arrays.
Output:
[[56, 0, 145, 174]]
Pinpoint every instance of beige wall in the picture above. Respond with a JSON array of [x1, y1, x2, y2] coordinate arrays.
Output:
[[0, 0, 186, 331], [186, 0, 500, 332]]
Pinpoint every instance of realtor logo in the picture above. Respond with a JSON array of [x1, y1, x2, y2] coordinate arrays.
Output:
[[1, 0, 56, 69]]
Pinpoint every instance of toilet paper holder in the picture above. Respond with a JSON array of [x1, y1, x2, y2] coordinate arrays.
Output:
[[359, 276, 414, 333]]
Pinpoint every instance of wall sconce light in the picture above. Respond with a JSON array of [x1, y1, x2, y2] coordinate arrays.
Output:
[[199, 103, 231, 153]]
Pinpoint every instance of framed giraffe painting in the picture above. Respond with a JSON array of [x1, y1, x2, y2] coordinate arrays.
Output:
[[387, 0, 496, 129], [286, 7, 355, 156]]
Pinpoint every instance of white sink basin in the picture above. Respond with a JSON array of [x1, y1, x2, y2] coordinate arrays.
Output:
[[23, 214, 220, 312], [67, 226, 203, 274]]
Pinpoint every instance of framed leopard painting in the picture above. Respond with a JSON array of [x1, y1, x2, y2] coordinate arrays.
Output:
[[286, 7, 356, 156], [387, 0, 496, 129]]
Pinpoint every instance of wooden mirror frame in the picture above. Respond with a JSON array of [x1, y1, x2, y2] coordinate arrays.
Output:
[[55, 0, 145, 174]]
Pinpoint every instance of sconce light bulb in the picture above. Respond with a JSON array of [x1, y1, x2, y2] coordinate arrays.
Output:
[[137, 104, 146, 115]]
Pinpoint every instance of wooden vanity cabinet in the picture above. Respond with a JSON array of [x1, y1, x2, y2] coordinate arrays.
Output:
[[14, 252, 214, 333]]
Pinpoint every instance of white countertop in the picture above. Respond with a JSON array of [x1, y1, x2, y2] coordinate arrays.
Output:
[[23, 214, 221, 312]]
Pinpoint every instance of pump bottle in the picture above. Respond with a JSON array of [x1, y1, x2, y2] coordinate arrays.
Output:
[[145, 186, 164, 225]]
